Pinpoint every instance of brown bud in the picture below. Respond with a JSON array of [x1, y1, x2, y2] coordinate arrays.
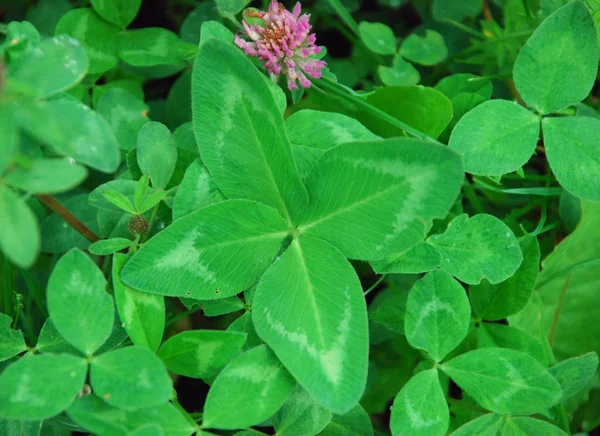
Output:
[[128, 215, 149, 236]]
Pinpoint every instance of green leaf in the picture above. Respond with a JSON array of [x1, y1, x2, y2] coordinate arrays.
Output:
[[477, 324, 547, 365], [47, 249, 114, 355], [67, 394, 195, 436], [90, 346, 172, 409], [513, 1, 599, 114], [0, 354, 87, 420], [514, 201, 600, 361], [0, 313, 27, 362], [139, 191, 167, 214], [286, 110, 380, 177], [97, 88, 150, 151], [215, 0, 251, 16], [157, 330, 247, 379], [470, 236, 540, 320], [435, 74, 493, 101], [390, 369, 449, 436], [119, 28, 185, 67], [192, 38, 308, 223], [7, 35, 88, 98], [227, 312, 263, 352], [448, 100, 540, 176], [432, 0, 482, 21], [405, 271, 471, 362], [203, 345, 295, 429], [450, 413, 503, 436], [542, 116, 600, 201], [253, 237, 368, 413], [167, 70, 192, 130], [181, 4, 220, 45], [121, 200, 288, 299], [360, 86, 453, 139], [199, 20, 235, 45], [56, 8, 120, 75], [319, 404, 373, 436], [0, 418, 42, 436], [136, 122, 178, 190], [427, 214, 523, 285], [371, 241, 441, 274], [127, 423, 163, 436], [5, 158, 87, 194], [368, 287, 408, 335], [0, 185, 39, 268], [113, 254, 164, 352], [442, 348, 562, 414], [89, 237, 132, 255], [102, 190, 137, 214], [273, 385, 332, 436], [91, 0, 141, 28], [184, 296, 245, 316], [500, 417, 567, 435], [399, 29, 447, 66], [90, 180, 148, 213], [299, 139, 463, 261], [0, 105, 18, 174], [173, 158, 224, 221], [15, 99, 120, 173], [134, 174, 150, 211], [378, 55, 420, 86], [549, 352, 599, 401], [93, 79, 145, 109], [358, 22, 396, 55], [35, 318, 81, 355]]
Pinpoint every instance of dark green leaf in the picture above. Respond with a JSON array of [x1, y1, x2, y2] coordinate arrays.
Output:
[[549, 352, 599, 401], [172, 159, 224, 221], [273, 385, 332, 436], [91, 0, 141, 28], [358, 22, 396, 55]]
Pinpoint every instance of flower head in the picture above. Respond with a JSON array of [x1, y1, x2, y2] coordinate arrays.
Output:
[[235, 1, 326, 90]]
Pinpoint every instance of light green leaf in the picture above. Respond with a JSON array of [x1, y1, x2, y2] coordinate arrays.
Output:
[[253, 237, 368, 413], [435, 74, 493, 100], [470, 236, 539, 320], [500, 417, 567, 435], [0, 105, 18, 174], [0, 313, 27, 362], [200, 20, 235, 45], [134, 174, 150, 211], [35, 318, 81, 355], [127, 423, 163, 436], [67, 394, 195, 436], [90, 180, 150, 213], [227, 312, 263, 352], [172, 158, 224, 221], [158, 330, 246, 379], [0, 354, 87, 421], [405, 270, 471, 362], [432, 0, 482, 21], [119, 28, 186, 67], [448, 100, 540, 176], [273, 385, 332, 436], [399, 29, 447, 66], [15, 99, 120, 173], [0, 185, 39, 268], [390, 369, 449, 436], [93, 79, 145, 109], [319, 404, 373, 436], [358, 86, 453, 140], [136, 122, 178, 190], [47, 249, 114, 355], [113, 254, 164, 352], [139, 191, 167, 214], [121, 200, 288, 299], [543, 116, 600, 201], [7, 35, 88, 98], [96, 88, 150, 151], [90, 346, 172, 410], [5, 158, 87, 194], [102, 190, 136, 214], [450, 413, 503, 436], [371, 241, 441, 274], [91, 0, 141, 28], [55, 8, 120, 75], [286, 110, 380, 177], [192, 38, 308, 223], [378, 55, 420, 86], [184, 296, 244, 316], [89, 237, 132, 255], [514, 201, 600, 361], [215, 0, 251, 16], [442, 348, 562, 414], [513, 1, 599, 114], [299, 139, 462, 261], [549, 352, 599, 400], [359, 22, 396, 55], [203, 345, 295, 429], [427, 214, 523, 285], [477, 323, 547, 365]]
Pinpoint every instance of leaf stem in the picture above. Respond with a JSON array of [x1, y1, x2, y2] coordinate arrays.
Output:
[[548, 272, 572, 346], [3, 256, 13, 317], [140, 203, 160, 243], [364, 274, 387, 296], [36, 195, 100, 243]]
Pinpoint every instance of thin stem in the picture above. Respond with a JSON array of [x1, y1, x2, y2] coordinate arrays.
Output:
[[3, 256, 13, 317], [166, 306, 204, 328], [19, 268, 47, 318], [36, 195, 100, 243], [140, 203, 160, 244], [549, 272, 572, 346], [364, 274, 387, 296]]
